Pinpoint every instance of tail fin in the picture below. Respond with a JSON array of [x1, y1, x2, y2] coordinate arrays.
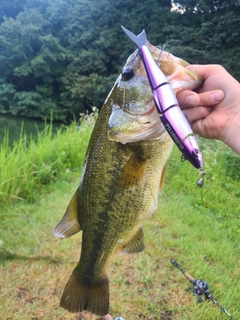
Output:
[[60, 266, 109, 316], [121, 25, 147, 49]]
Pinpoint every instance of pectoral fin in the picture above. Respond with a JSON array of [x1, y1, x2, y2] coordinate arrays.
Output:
[[118, 151, 147, 190], [159, 164, 167, 193], [52, 188, 81, 238], [122, 227, 145, 253]]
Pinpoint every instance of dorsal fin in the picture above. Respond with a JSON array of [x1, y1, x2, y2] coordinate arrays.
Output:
[[52, 188, 81, 238]]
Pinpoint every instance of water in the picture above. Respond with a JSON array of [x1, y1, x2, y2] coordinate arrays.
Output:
[[0, 114, 61, 145]]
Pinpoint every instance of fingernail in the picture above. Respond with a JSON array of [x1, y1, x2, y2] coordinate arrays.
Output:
[[186, 95, 198, 106], [211, 90, 224, 103]]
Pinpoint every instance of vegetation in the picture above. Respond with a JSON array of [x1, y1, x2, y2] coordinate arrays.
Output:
[[0, 0, 240, 121], [0, 119, 95, 204], [0, 122, 239, 319]]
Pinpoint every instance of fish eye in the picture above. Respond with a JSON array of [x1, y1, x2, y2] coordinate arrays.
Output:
[[122, 68, 134, 81]]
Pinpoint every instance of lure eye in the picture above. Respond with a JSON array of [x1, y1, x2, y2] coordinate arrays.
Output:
[[122, 67, 134, 81]]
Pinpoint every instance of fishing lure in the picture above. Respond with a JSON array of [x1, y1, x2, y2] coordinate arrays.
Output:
[[121, 26, 203, 170], [171, 260, 235, 319]]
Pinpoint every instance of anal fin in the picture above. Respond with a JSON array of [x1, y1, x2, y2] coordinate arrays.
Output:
[[52, 188, 81, 239], [122, 227, 145, 253]]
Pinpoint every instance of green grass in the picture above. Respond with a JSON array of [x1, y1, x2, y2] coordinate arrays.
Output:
[[0, 124, 239, 320], [0, 121, 93, 204]]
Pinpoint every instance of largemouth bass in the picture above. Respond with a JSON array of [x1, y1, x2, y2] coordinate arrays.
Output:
[[53, 42, 202, 316]]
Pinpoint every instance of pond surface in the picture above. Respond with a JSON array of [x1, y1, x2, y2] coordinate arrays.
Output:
[[0, 114, 61, 145]]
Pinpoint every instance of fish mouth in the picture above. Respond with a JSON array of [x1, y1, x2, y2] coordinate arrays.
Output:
[[108, 104, 167, 144]]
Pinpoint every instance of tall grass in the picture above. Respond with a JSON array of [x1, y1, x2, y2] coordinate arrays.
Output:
[[0, 121, 93, 204]]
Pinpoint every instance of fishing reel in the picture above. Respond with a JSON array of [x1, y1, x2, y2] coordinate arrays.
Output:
[[171, 259, 235, 319], [187, 279, 211, 303]]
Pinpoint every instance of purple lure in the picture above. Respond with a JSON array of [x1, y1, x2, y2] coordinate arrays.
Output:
[[121, 26, 203, 169]]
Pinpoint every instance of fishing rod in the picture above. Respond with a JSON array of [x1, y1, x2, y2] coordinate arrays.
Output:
[[171, 260, 235, 319]]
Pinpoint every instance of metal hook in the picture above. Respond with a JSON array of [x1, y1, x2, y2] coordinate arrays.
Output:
[[157, 44, 166, 65]]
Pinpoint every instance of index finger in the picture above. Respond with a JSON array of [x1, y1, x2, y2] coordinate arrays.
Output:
[[178, 89, 224, 108], [177, 90, 199, 108]]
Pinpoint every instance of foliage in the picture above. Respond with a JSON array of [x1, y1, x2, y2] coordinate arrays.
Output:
[[0, 0, 240, 121]]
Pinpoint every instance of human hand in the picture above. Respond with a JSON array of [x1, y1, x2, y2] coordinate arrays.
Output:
[[177, 64, 240, 154]]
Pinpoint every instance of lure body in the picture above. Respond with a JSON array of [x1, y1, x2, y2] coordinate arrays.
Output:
[[121, 26, 203, 169]]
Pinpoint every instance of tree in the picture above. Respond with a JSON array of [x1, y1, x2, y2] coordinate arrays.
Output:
[[165, 1, 240, 78], [0, 0, 240, 121], [0, 0, 27, 23]]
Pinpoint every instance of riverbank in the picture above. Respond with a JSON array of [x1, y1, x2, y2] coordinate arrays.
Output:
[[0, 124, 239, 319]]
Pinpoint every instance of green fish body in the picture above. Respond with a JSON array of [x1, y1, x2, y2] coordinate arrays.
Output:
[[53, 43, 202, 316]]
